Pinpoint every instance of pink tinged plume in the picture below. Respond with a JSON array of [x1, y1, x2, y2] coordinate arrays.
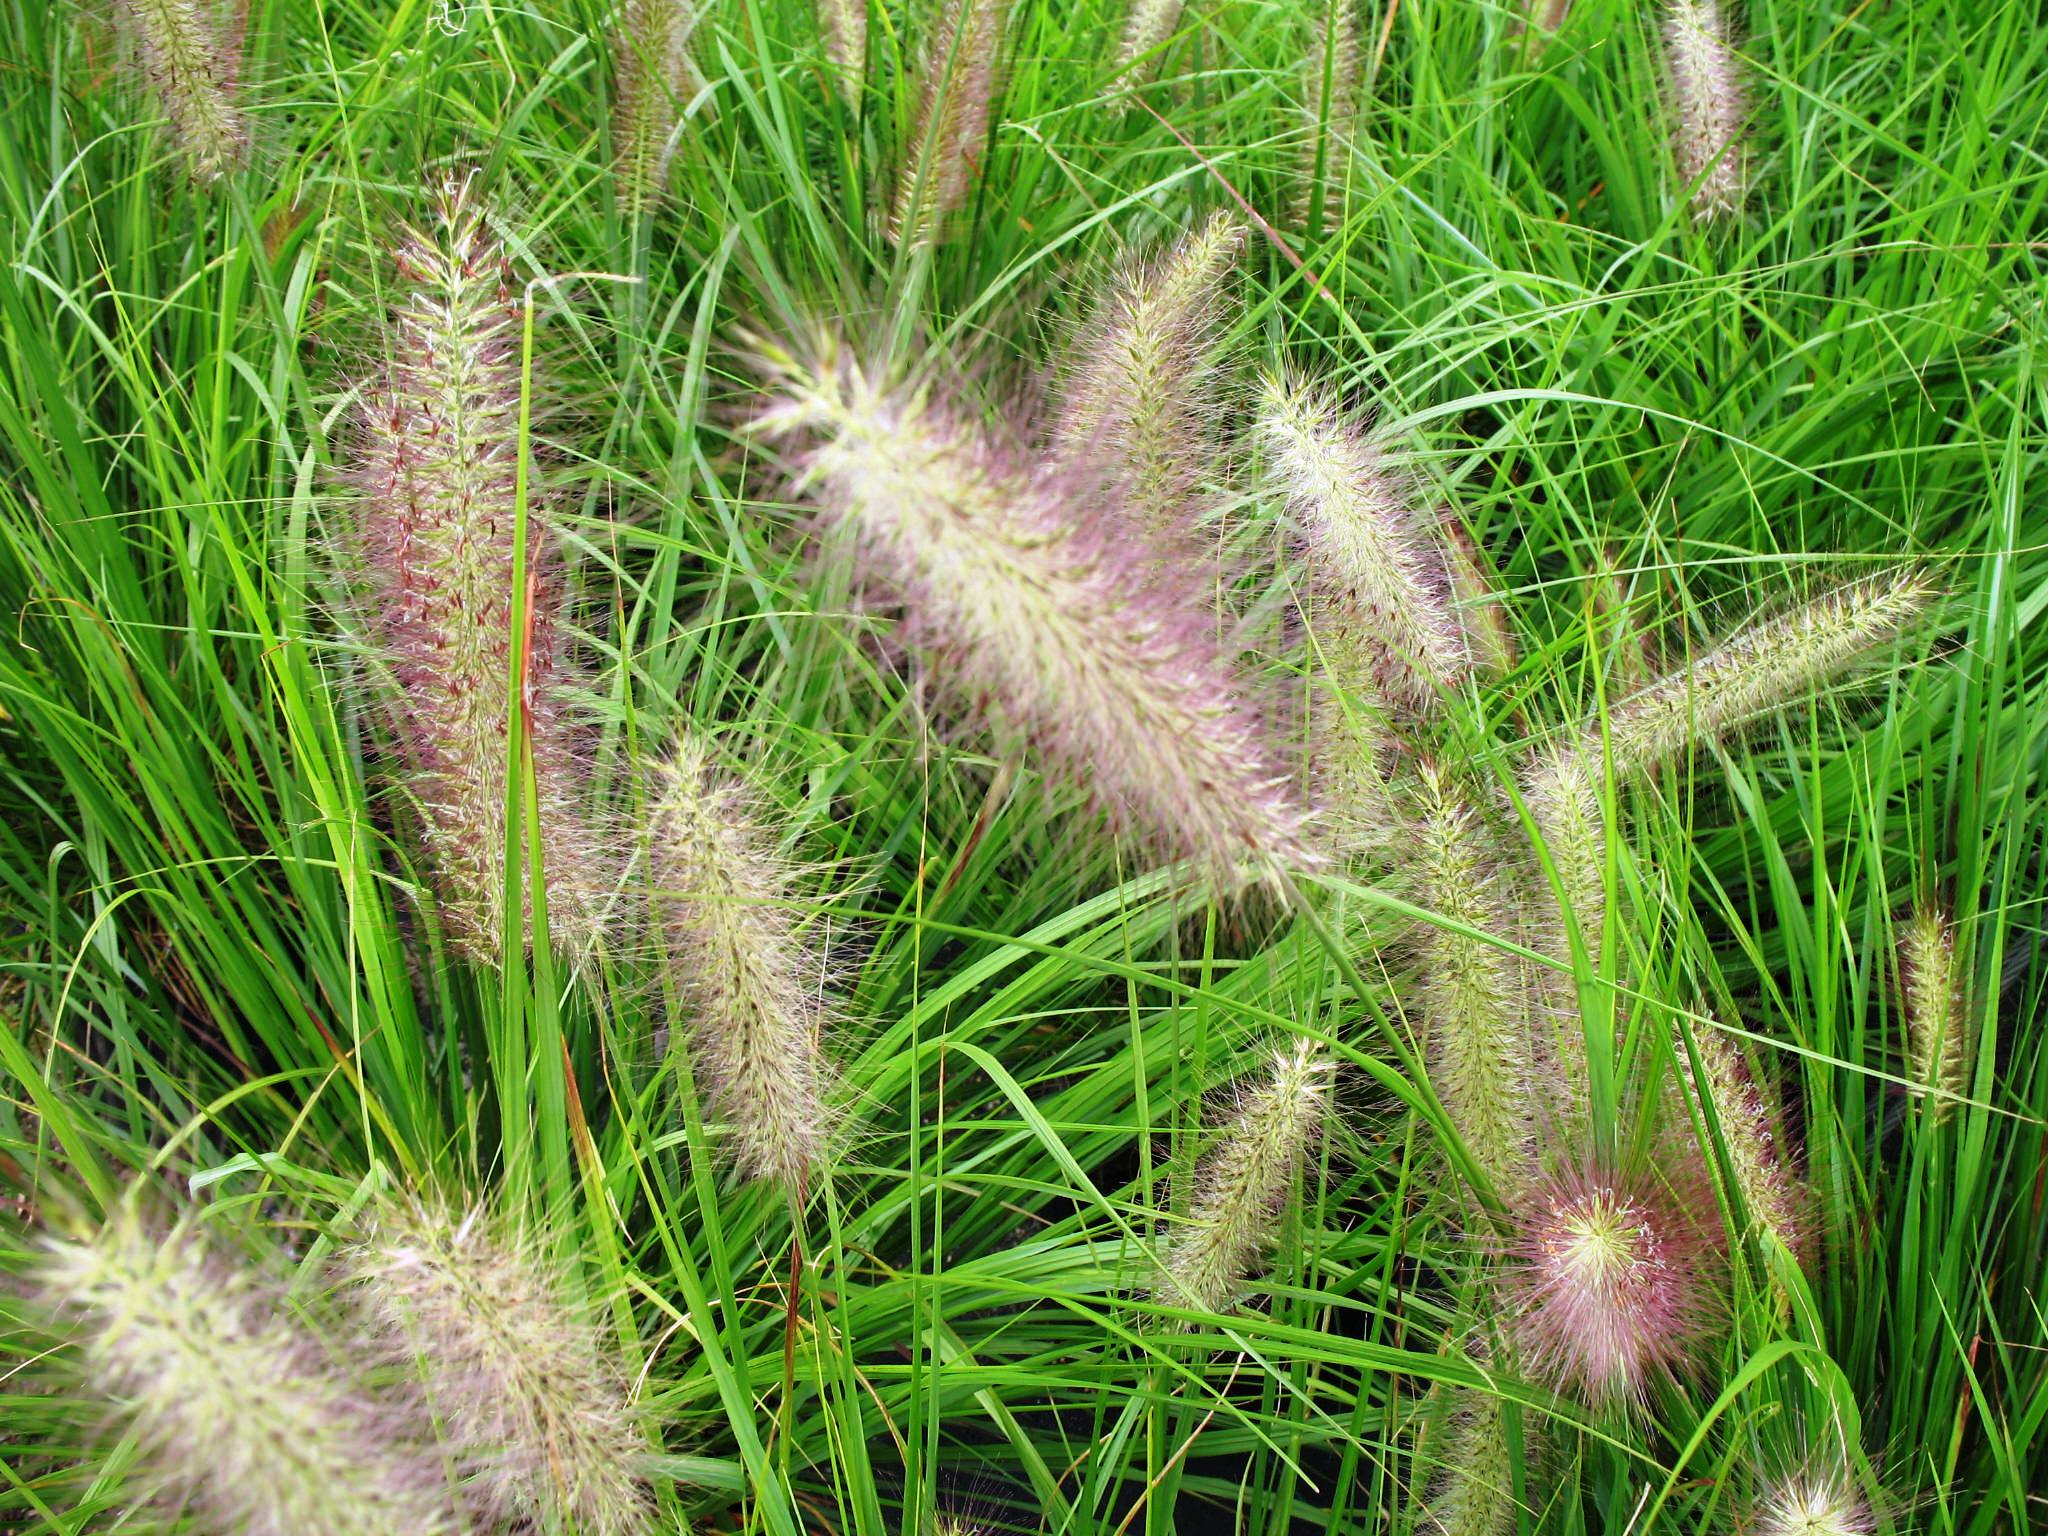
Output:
[[1501, 1160, 1716, 1405], [113, 0, 250, 182], [892, 0, 1015, 245], [349, 178, 610, 965], [1678, 1020, 1810, 1264], [1663, 0, 1748, 222], [752, 340, 1317, 891]]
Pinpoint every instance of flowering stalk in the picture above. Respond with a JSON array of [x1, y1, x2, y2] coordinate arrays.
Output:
[[115, 0, 250, 182], [649, 735, 836, 1191], [1900, 903, 1970, 1122], [30, 1209, 454, 1535], [350, 178, 609, 964], [891, 0, 1014, 245], [1053, 212, 1243, 538], [1678, 1020, 1808, 1261], [1663, 0, 1748, 221], [1293, 0, 1362, 227], [754, 341, 1315, 889], [1428, 1388, 1520, 1536], [1156, 1040, 1332, 1315], [1108, 0, 1185, 109], [813, 0, 867, 103], [345, 1199, 651, 1536], [1519, 744, 1608, 1090], [1443, 517, 1518, 683], [613, 0, 707, 219]]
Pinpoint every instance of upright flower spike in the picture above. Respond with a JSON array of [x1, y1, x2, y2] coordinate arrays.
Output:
[[813, 0, 867, 102], [1292, 0, 1362, 226], [1519, 744, 1607, 1086], [1678, 1020, 1808, 1262], [1415, 763, 1532, 1196], [1155, 1039, 1333, 1316], [114, 0, 250, 181], [345, 1200, 651, 1536], [1108, 0, 1185, 110], [1662, 0, 1748, 222], [891, 0, 1014, 245], [1442, 518, 1518, 683], [29, 1209, 455, 1536], [349, 179, 610, 964], [754, 342, 1316, 889], [1899, 903, 1970, 1122], [1052, 213, 1244, 539], [1261, 373, 1468, 716], [1428, 1389, 1521, 1536], [612, 0, 707, 219], [649, 735, 836, 1192]]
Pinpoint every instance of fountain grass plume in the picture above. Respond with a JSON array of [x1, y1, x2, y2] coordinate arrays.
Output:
[[1753, 1469, 1878, 1536], [612, 0, 707, 219], [29, 1206, 455, 1535], [1260, 372, 1468, 716], [1155, 1039, 1333, 1316], [1053, 212, 1244, 538], [1427, 1388, 1521, 1536], [1108, 0, 1185, 110], [813, 0, 867, 103], [891, 0, 1014, 245], [114, 0, 250, 182], [344, 1197, 651, 1536], [348, 176, 611, 965], [649, 733, 837, 1193], [1900, 903, 1970, 1122], [1442, 518, 1518, 683], [1663, 0, 1747, 221], [1519, 743, 1607, 1096], [751, 338, 1316, 890], [1293, 0, 1362, 226], [1678, 1019, 1809, 1263], [1415, 763, 1532, 1197]]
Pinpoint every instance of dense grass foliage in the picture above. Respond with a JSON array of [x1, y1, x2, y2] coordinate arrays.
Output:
[[0, 0, 2043, 1531]]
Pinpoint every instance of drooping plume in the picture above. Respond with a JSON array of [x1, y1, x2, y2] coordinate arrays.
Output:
[[114, 0, 250, 182], [29, 1209, 455, 1536], [754, 341, 1316, 889], [1292, 0, 1362, 226], [649, 735, 836, 1192], [1428, 1388, 1521, 1536], [1108, 0, 1185, 109], [1053, 213, 1244, 538], [349, 178, 610, 964], [892, 0, 1014, 245], [344, 1199, 651, 1536], [612, 0, 707, 218], [1501, 1160, 1715, 1404], [1677, 1020, 1808, 1261], [812, 0, 868, 102], [1662, 0, 1748, 221], [1155, 1039, 1332, 1316], [1899, 903, 1970, 1122], [1415, 763, 1531, 1196]]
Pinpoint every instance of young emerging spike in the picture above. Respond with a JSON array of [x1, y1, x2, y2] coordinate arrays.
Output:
[[1052, 213, 1244, 538], [1155, 1040, 1333, 1316], [753, 341, 1316, 889], [1501, 1159, 1716, 1405], [1442, 518, 1518, 682], [813, 0, 868, 101], [649, 735, 836, 1191], [1899, 903, 1970, 1122], [1678, 1020, 1809, 1262], [1590, 546, 1657, 695], [1261, 373, 1468, 716], [1662, 0, 1748, 221], [891, 0, 1014, 245], [29, 1209, 455, 1535], [1415, 764, 1532, 1196], [612, 0, 708, 218], [1108, 0, 1185, 110], [1752, 1470, 1878, 1536], [114, 0, 250, 181], [1428, 1389, 1522, 1536], [348, 178, 611, 964], [1292, 0, 1362, 227], [345, 1199, 652, 1536]]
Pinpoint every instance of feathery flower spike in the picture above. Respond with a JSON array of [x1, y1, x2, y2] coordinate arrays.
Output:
[[1752, 1470, 1877, 1536], [1679, 1020, 1808, 1261], [1442, 518, 1518, 683], [1518, 743, 1607, 1100], [892, 0, 1014, 245], [349, 178, 610, 964], [1156, 1039, 1333, 1316], [1108, 0, 1185, 110], [114, 0, 250, 181], [1415, 763, 1532, 1196], [1900, 903, 1970, 1122], [1053, 212, 1244, 539], [30, 1208, 454, 1536], [813, 0, 867, 102], [1663, 0, 1748, 222], [1428, 1388, 1521, 1536], [755, 342, 1315, 889], [345, 1199, 651, 1536], [1292, 0, 1362, 227], [613, 0, 708, 219], [650, 735, 836, 1191]]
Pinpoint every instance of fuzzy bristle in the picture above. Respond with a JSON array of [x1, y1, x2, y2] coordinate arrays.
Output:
[[1293, 0, 1362, 226], [1662, 0, 1748, 221], [115, 0, 250, 182], [30, 1209, 455, 1535], [1679, 1021, 1809, 1262], [1108, 0, 1186, 109], [1752, 1470, 1878, 1536], [1442, 518, 1518, 682], [649, 735, 837, 1192], [1155, 1039, 1333, 1316], [755, 342, 1316, 890], [1427, 1389, 1521, 1536], [613, 0, 707, 218], [813, 0, 868, 102], [345, 1199, 652, 1536], [1900, 903, 1970, 1122], [349, 177, 611, 964], [1053, 212, 1244, 538], [1518, 743, 1607, 1106], [892, 0, 1014, 245]]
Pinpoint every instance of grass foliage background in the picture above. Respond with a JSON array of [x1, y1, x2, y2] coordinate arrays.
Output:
[[0, 0, 2044, 1529]]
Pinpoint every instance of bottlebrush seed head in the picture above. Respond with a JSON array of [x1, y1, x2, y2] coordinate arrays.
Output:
[[1518, 744, 1606, 1101], [1108, 0, 1186, 108], [1053, 212, 1244, 539], [613, 0, 708, 217], [1428, 1388, 1521, 1536], [1156, 1039, 1333, 1316], [1899, 903, 1970, 1121], [1501, 1161, 1715, 1405], [1293, 0, 1363, 224], [1679, 1021, 1809, 1262], [812, 0, 869, 103], [1752, 1471, 1878, 1536], [343, 1198, 652, 1536], [30, 1208, 456, 1536], [1663, 0, 1748, 222], [753, 340, 1317, 891], [1442, 518, 1518, 682], [114, 0, 251, 182], [348, 177, 611, 965], [648, 735, 837, 1193], [892, 0, 1015, 246]]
